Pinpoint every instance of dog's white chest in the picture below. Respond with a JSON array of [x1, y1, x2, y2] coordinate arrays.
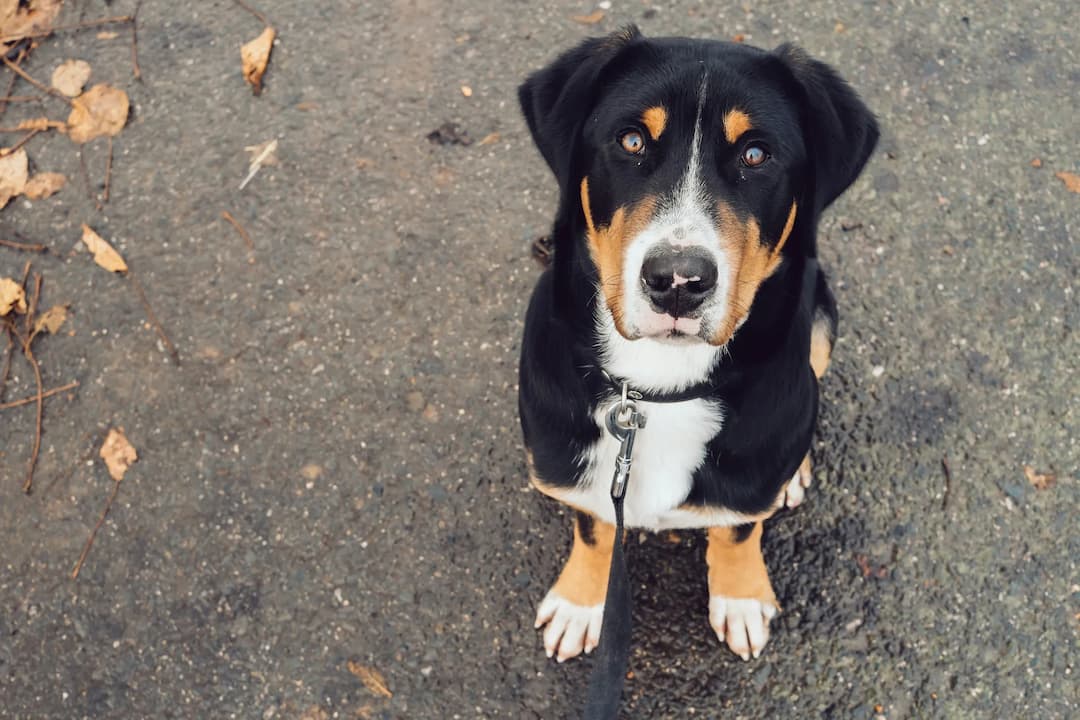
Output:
[[566, 399, 738, 530]]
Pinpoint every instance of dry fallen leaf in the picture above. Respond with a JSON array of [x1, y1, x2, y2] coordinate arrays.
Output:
[[241, 26, 275, 95], [0, 277, 27, 316], [1055, 171, 1080, 194], [32, 304, 67, 335], [0, 147, 28, 208], [100, 427, 137, 482], [51, 59, 92, 97], [65, 84, 129, 143], [80, 224, 128, 273], [1023, 465, 1056, 491], [22, 171, 66, 199], [347, 661, 392, 698], [571, 10, 605, 24], [0, 0, 62, 46]]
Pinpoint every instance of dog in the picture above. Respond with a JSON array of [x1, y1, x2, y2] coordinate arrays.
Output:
[[517, 26, 878, 664]]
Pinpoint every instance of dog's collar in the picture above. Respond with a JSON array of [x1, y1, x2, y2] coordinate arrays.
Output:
[[599, 369, 716, 404]]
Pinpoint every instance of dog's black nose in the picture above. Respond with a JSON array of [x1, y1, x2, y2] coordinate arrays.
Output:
[[640, 251, 718, 316]]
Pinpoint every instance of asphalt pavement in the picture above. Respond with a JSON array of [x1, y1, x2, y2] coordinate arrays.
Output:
[[1, 1, 1076, 718]]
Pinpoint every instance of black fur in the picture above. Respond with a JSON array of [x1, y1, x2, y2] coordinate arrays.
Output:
[[518, 28, 877, 518]]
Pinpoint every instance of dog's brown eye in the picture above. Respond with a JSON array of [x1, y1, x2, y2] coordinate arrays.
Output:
[[742, 145, 767, 167], [619, 130, 645, 155]]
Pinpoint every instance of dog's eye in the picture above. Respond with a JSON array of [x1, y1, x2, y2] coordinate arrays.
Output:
[[741, 145, 768, 167], [618, 130, 645, 155]]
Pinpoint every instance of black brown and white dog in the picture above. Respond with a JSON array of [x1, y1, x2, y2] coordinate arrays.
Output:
[[518, 26, 878, 663]]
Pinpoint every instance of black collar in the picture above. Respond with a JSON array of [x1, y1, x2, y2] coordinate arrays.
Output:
[[599, 369, 716, 404]]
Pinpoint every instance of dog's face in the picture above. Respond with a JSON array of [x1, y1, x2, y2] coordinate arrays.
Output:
[[521, 28, 878, 347]]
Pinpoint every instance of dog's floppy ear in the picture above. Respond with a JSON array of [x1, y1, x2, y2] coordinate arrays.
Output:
[[774, 44, 879, 210], [519, 26, 642, 187]]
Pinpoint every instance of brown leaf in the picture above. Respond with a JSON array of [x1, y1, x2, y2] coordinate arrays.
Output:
[[571, 10, 605, 24], [0, 147, 28, 208], [0, 0, 61, 46], [65, 84, 129, 143], [1023, 465, 1056, 491], [0, 277, 27, 316], [22, 171, 66, 199], [1055, 171, 1080, 193], [32, 304, 67, 334], [241, 26, 275, 95], [80, 224, 128, 273], [347, 661, 392, 698], [51, 59, 92, 97], [100, 427, 137, 482]]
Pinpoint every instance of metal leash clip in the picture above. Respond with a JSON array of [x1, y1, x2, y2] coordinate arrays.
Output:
[[604, 383, 647, 501]]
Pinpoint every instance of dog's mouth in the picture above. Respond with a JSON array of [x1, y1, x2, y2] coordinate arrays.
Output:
[[634, 310, 705, 342]]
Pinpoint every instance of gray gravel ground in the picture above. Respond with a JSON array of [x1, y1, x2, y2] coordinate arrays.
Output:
[[1, 1, 1077, 718]]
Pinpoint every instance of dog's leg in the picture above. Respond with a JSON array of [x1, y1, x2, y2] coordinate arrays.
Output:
[[783, 310, 835, 508], [707, 522, 779, 660], [534, 511, 613, 662]]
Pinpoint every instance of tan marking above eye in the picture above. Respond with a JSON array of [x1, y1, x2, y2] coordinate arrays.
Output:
[[723, 108, 753, 144], [641, 106, 668, 140]]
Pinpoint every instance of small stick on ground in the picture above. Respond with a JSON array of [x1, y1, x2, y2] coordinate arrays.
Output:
[[0, 47, 27, 121], [129, 1, 144, 80], [0, 380, 79, 410], [24, 272, 40, 335], [0, 15, 135, 45], [941, 455, 952, 511], [103, 137, 114, 204], [221, 210, 255, 251], [0, 237, 47, 252], [1, 56, 74, 106], [129, 273, 181, 365], [0, 95, 46, 104], [233, 0, 271, 26], [71, 477, 122, 580], [0, 330, 12, 401], [4, 127, 42, 155], [15, 273, 45, 493], [78, 149, 103, 211]]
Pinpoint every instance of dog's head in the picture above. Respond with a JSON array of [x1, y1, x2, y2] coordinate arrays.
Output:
[[520, 26, 877, 346]]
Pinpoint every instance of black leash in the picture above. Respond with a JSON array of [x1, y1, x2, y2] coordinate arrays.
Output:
[[583, 390, 645, 719]]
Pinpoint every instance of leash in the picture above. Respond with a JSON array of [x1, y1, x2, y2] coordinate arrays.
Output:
[[583, 384, 645, 719]]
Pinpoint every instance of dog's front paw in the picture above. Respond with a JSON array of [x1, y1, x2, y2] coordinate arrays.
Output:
[[709, 596, 779, 661], [535, 590, 604, 662], [782, 455, 813, 508]]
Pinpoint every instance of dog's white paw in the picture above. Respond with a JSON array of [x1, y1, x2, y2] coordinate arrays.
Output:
[[534, 590, 604, 662], [783, 460, 813, 509], [709, 596, 779, 660]]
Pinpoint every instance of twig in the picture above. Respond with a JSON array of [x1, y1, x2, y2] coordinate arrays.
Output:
[[0, 380, 79, 410], [129, 274, 181, 365], [0, 95, 45, 103], [0, 16, 135, 45], [19, 259, 31, 286], [130, 1, 144, 80], [0, 329, 12, 401], [233, 0, 271, 26], [0, 237, 47, 252], [238, 139, 277, 191], [0, 47, 27, 121], [103, 137, 114, 204], [78, 149, 103, 211], [24, 272, 40, 335], [221, 210, 255, 251], [1, 56, 74, 106], [3, 128, 41, 155], [941, 455, 952, 511], [71, 477, 122, 580]]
